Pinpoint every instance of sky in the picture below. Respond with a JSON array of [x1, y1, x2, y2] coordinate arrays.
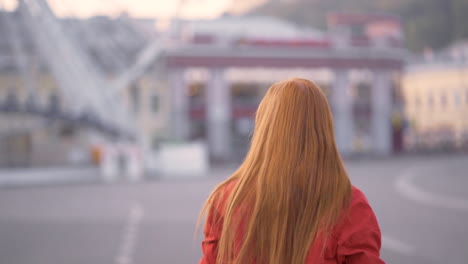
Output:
[[1, 0, 265, 19]]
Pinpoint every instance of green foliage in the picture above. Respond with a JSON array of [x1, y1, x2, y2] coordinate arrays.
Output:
[[248, 0, 468, 52]]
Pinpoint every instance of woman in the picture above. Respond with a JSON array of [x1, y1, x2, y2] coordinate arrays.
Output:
[[198, 78, 385, 264]]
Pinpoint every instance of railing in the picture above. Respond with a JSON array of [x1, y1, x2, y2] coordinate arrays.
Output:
[[17, 0, 136, 139], [0, 99, 123, 138]]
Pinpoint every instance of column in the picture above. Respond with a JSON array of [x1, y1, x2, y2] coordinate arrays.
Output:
[[372, 70, 393, 154], [206, 68, 231, 161], [331, 70, 354, 155], [168, 68, 189, 140]]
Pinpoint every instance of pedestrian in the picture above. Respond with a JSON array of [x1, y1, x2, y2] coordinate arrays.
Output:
[[198, 78, 385, 264]]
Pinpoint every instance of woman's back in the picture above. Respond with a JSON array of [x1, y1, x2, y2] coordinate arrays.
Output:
[[200, 182, 384, 264], [198, 78, 385, 264]]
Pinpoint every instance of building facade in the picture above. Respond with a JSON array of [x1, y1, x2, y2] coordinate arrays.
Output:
[[0, 9, 163, 167], [164, 13, 405, 161], [1, 6, 407, 168], [403, 44, 468, 150]]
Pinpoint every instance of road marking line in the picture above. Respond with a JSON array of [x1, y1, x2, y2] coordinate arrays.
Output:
[[115, 203, 144, 264], [382, 235, 415, 256], [396, 168, 468, 212]]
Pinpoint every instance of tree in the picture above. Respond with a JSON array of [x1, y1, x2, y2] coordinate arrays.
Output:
[[246, 0, 468, 52]]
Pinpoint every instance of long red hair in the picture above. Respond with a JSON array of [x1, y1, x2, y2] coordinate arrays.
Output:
[[199, 78, 351, 264]]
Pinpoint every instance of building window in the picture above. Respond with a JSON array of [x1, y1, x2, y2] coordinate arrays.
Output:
[[188, 82, 205, 106], [440, 93, 447, 108], [454, 91, 461, 107], [6, 90, 18, 110], [130, 83, 140, 113], [428, 94, 434, 109], [49, 93, 60, 112], [415, 96, 421, 108], [349, 24, 365, 36], [151, 94, 159, 114], [152, 135, 160, 150], [231, 82, 261, 106], [354, 82, 371, 104], [188, 82, 204, 97], [316, 83, 329, 98]]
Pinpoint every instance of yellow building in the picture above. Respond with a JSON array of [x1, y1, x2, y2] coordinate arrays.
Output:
[[403, 62, 468, 149]]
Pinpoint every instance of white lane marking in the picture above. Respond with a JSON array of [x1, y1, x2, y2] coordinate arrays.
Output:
[[115, 203, 144, 264], [396, 168, 468, 212], [382, 235, 415, 256]]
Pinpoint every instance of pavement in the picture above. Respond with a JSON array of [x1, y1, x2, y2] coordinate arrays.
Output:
[[0, 154, 467, 264], [0, 167, 101, 187]]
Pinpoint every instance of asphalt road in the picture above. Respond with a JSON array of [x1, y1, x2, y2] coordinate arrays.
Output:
[[0, 154, 467, 264]]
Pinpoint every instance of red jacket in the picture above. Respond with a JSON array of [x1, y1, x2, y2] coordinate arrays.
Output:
[[200, 185, 385, 264]]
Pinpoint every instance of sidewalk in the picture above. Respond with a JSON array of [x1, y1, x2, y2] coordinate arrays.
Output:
[[0, 165, 237, 188], [0, 167, 101, 188]]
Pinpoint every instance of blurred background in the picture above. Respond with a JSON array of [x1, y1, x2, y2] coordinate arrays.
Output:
[[0, 0, 467, 263]]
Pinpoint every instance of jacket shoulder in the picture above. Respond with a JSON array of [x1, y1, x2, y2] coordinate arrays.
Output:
[[332, 185, 380, 239]]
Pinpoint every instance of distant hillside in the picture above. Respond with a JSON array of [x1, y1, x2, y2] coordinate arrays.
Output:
[[247, 0, 468, 52]]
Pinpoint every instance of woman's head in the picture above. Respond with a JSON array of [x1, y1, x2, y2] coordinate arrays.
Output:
[[200, 78, 351, 264], [249, 78, 337, 174]]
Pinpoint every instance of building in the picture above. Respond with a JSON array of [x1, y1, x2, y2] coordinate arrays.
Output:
[[0, 9, 164, 167], [403, 41, 468, 150], [1, 6, 407, 168], [165, 13, 405, 161]]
